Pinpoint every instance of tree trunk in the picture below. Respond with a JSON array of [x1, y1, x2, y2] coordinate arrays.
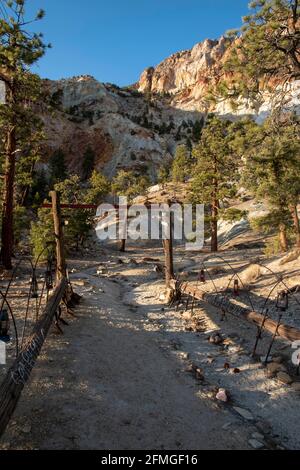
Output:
[[163, 237, 174, 287], [290, 204, 300, 248], [1, 126, 16, 270], [19, 161, 36, 207], [279, 223, 288, 252], [210, 199, 218, 252], [170, 280, 300, 342], [119, 239, 126, 252], [50, 191, 67, 281]]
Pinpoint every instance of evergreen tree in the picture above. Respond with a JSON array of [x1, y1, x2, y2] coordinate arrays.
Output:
[[30, 171, 110, 256], [0, 0, 49, 268], [30, 207, 54, 261], [82, 145, 95, 180], [15, 134, 44, 207], [185, 137, 193, 153], [171, 145, 192, 183], [31, 168, 49, 206], [85, 170, 111, 204], [192, 119, 204, 142], [112, 170, 150, 201], [111, 170, 150, 252], [191, 116, 239, 252], [49, 148, 67, 185], [239, 114, 300, 250], [157, 164, 170, 185], [218, 0, 300, 106]]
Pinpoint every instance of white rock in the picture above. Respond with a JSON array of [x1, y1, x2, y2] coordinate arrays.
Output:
[[248, 439, 265, 450], [233, 406, 254, 421], [216, 388, 228, 403], [260, 355, 272, 363], [252, 432, 265, 440], [22, 424, 32, 434], [222, 422, 232, 430]]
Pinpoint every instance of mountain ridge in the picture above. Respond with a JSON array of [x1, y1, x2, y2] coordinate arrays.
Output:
[[40, 35, 300, 179]]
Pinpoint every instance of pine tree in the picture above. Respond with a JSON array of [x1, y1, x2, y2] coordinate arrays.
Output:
[[185, 137, 193, 153], [219, 0, 300, 106], [30, 207, 54, 261], [112, 170, 150, 201], [85, 170, 111, 204], [191, 116, 239, 252], [82, 145, 95, 180], [49, 148, 67, 185], [31, 168, 49, 206], [171, 145, 192, 183], [112, 170, 150, 252], [0, 0, 48, 268], [30, 172, 110, 257], [192, 119, 204, 142], [240, 114, 300, 251], [157, 164, 170, 185]]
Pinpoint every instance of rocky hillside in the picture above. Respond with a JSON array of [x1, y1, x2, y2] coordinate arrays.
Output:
[[42, 76, 202, 180], [41, 37, 300, 179], [137, 36, 300, 119], [138, 37, 229, 112]]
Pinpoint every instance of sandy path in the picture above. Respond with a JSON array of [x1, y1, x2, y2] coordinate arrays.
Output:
[[0, 265, 251, 450]]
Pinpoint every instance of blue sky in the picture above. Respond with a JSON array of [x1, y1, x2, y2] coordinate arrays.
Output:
[[25, 0, 251, 86]]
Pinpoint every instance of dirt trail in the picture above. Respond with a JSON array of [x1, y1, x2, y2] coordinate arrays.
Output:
[[0, 259, 252, 450]]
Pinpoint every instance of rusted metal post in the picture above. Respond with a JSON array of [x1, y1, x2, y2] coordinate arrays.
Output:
[[50, 191, 67, 281]]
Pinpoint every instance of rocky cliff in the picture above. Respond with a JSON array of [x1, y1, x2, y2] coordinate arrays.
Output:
[[41, 37, 300, 180], [137, 36, 300, 118], [138, 37, 229, 112], [42, 75, 202, 180]]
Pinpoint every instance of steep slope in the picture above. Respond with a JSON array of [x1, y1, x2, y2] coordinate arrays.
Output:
[[137, 37, 300, 119], [138, 37, 228, 111], [42, 76, 202, 179], [41, 38, 300, 179]]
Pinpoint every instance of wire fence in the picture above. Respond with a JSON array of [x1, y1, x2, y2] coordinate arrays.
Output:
[[0, 246, 56, 372], [171, 252, 300, 364]]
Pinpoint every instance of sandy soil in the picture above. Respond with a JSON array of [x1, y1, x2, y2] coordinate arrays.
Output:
[[0, 242, 299, 450]]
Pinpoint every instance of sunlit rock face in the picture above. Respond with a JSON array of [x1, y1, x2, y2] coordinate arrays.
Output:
[[42, 75, 201, 179], [138, 37, 231, 112], [138, 38, 227, 96], [138, 36, 300, 117], [40, 38, 299, 179]]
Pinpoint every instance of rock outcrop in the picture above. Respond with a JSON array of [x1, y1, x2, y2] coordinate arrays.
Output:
[[40, 37, 300, 179], [137, 36, 300, 118], [138, 37, 228, 111], [42, 76, 202, 179]]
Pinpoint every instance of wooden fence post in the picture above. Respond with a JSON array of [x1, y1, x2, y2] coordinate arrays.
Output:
[[163, 207, 174, 287], [119, 239, 126, 252], [50, 191, 67, 281]]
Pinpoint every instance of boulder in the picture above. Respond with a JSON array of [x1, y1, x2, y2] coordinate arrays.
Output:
[[291, 382, 300, 392], [276, 371, 293, 385], [248, 439, 265, 450], [266, 362, 286, 376], [216, 388, 228, 402], [233, 406, 254, 421]]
